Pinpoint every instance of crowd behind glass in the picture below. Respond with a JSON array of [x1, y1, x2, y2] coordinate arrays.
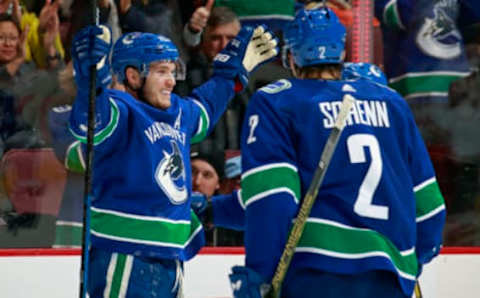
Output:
[[0, 0, 479, 248]]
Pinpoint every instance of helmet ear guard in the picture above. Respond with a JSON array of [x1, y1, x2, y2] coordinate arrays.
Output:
[[283, 7, 346, 67]]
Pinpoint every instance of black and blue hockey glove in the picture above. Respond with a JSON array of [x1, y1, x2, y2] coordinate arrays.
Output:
[[191, 192, 209, 216], [71, 25, 112, 92], [229, 266, 270, 298], [213, 25, 278, 91]]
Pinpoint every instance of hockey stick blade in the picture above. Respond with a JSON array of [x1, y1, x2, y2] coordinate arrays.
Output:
[[267, 94, 355, 298]]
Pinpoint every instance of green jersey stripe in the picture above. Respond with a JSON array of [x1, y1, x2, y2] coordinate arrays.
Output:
[[242, 162, 297, 179], [246, 188, 298, 207], [416, 205, 446, 223], [383, 0, 405, 30], [70, 97, 120, 145], [297, 218, 418, 277], [414, 179, 445, 218], [119, 255, 133, 297], [110, 254, 127, 298], [91, 208, 202, 247], [191, 100, 210, 144], [65, 141, 85, 173], [241, 164, 301, 205], [389, 72, 469, 97], [214, 0, 295, 17]]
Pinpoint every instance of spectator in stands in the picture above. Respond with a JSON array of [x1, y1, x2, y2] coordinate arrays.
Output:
[[191, 149, 223, 246], [64, 0, 121, 62], [178, 6, 248, 155], [115, 0, 174, 37], [182, 0, 214, 48], [191, 150, 224, 198], [0, 0, 65, 69], [0, 90, 19, 157], [0, 13, 48, 151], [191, 150, 245, 246]]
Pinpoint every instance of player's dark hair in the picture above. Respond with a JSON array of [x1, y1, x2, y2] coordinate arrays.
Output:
[[296, 63, 343, 80]]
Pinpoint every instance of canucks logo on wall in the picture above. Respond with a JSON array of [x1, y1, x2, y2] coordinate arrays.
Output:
[[155, 140, 188, 204], [416, 0, 462, 59]]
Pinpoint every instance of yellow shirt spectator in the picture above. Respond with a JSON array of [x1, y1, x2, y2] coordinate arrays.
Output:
[[21, 10, 64, 68]]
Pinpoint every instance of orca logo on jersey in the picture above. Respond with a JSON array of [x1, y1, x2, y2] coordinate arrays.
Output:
[[155, 140, 188, 204], [416, 1, 462, 59]]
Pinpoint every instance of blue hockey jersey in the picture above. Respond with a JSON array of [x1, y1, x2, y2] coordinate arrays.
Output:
[[69, 76, 235, 261], [375, 0, 477, 102], [240, 78, 446, 296]]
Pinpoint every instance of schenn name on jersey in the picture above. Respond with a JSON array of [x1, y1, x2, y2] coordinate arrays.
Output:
[[319, 99, 390, 128]]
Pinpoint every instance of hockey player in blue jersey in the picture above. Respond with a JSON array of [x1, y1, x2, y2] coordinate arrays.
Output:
[[230, 7, 446, 298], [69, 23, 278, 297], [192, 62, 390, 231]]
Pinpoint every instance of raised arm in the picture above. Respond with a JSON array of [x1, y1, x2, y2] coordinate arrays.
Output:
[[68, 25, 114, 147], [189, 25, 278, 143]]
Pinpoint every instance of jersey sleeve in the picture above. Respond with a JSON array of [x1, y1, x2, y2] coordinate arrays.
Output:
[[188, 76, 235, 143], [405, 104, 446, 265], [240, 90, 301, 281], [68, 89, 127, 157], [49, 106, 85, 173], [211, 189, 245, 230]]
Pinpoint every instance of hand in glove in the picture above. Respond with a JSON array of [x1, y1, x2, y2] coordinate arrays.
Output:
[[213, 25, 278, 91], [230, 266, 271, 298], [191, 192, 209, 216], [71, 25, 112, 92]]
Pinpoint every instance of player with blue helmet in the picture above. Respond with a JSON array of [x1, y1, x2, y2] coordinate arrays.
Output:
[[112, 32, 185, 83], [230, 6, 445, 298], [342, 62, 388, 85], [69, 24, 278, 298]]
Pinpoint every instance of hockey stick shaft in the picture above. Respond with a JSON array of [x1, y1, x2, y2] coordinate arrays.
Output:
[[414, 281, 423, 298], [268, 94, 355, 298], [79, 2, 98, 298]]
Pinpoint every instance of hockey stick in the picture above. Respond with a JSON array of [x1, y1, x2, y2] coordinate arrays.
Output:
[[267, 94, 355, 298], [79, 1, 98, 298], [414, 281, 423, 298]]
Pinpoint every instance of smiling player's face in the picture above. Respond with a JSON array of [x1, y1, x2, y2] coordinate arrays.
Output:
[[143, 61, 177, 110]]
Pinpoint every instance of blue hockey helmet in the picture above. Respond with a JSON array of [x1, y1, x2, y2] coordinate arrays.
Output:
[[342, 62, 388, 85], [283, 7, 346, 67], [112, 32, 185, 82]]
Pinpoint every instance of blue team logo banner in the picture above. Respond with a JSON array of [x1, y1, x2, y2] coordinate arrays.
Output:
[[416, 0, 462, 59], [155, 140, 188, 204]]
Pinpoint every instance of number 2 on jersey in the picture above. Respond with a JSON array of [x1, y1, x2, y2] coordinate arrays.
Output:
[[347, 134, 389, 220], [247, 115, 259, 144]]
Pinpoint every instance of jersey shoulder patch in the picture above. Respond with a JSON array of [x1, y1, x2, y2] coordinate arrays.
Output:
[[258, 79, 292, 94]]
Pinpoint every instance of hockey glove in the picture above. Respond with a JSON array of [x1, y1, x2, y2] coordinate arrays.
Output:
[[71, 25, 112, 93], [191, 192, 209, 216], [213, 25, 278, 91], [230, 266, 270, 298]]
